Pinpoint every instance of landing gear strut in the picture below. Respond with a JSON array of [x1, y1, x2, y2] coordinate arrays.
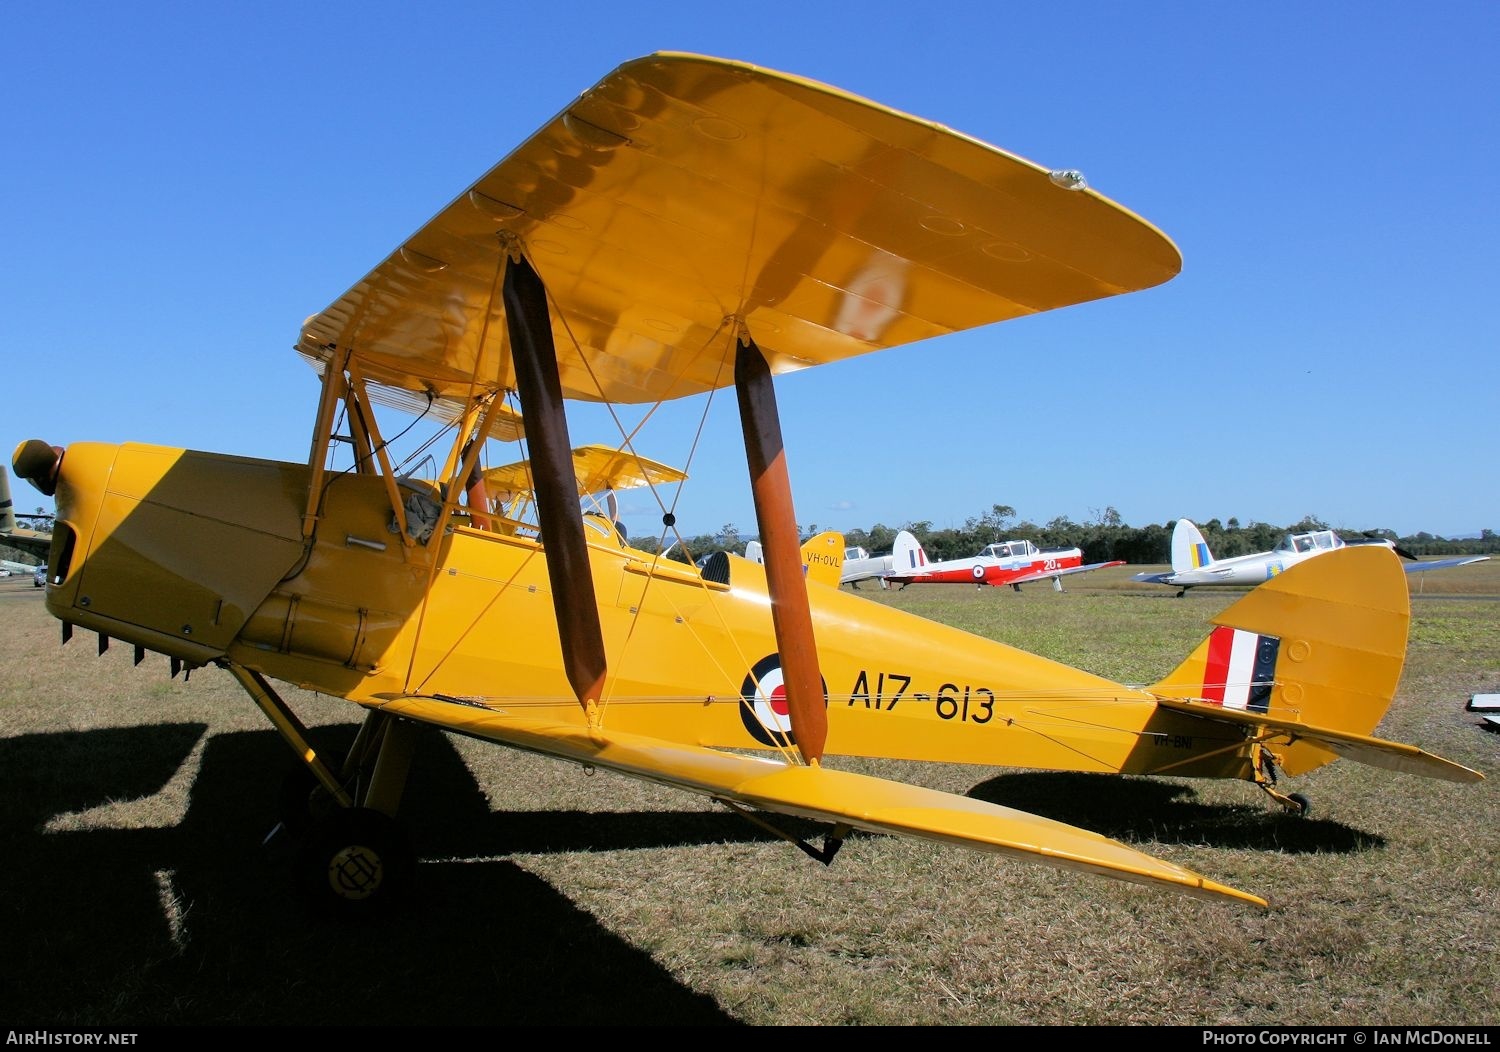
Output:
[[226, 662, 421, 916], [1251, 742, 1309, 817]]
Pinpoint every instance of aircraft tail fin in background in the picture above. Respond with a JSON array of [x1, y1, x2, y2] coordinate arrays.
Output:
[[1144, 545, 1479, 781], [800, 531, 845, 587], [892, 530, 929, 573], [0, 467, 15, 534], [1170, 518, 1214, 573]]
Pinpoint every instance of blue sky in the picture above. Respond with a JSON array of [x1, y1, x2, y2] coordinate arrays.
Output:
[[4, 2, 1496, 541]]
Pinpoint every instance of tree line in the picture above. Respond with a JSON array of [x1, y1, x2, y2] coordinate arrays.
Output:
[[8, 505, 1491, 571], [634, 504, 1499, 566]]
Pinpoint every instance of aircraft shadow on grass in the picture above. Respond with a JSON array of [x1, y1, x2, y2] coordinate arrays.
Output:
[[965, 770, 1385, 854], [0, 722, 744, 1026], [1, 722, 1389, 1024]]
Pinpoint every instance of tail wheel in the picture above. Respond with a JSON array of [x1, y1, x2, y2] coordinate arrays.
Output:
[[1288, 792, 1311, 818], [298, 807, 415, 918]]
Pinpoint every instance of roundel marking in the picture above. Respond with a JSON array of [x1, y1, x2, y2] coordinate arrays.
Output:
[[972, 564, 986, 580], [739, 654, 828, 747]]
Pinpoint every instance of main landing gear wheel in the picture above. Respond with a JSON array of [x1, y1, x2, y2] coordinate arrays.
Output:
[[276, 764, 335, 838], [298, 807, 415, 918]]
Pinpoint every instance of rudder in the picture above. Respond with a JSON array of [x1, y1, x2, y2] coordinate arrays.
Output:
[[800, 530, 844, 587], [1171, 518, 1213, 572], [892, 530, 928, 572], [0, 467, 15, 534]]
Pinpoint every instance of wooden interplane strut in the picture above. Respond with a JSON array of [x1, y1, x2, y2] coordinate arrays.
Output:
[[734, 329, 828, 765], [503, 252, 608, 715]]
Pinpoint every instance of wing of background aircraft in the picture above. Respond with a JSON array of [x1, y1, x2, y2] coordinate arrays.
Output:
[[1403, 555, 1490, 573], [1002, 559, 1126, 586], [0, 466, 51, 560]]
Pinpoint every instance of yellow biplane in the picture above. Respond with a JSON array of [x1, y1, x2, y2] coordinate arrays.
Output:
[[13, 53, 1481, 917]]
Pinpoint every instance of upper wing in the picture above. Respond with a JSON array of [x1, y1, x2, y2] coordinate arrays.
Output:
[[1404, 555, 1490, 573], [373, 695, 1265, 907], [1007, 559, 1125, 586], [297, 52, 1181, 413]]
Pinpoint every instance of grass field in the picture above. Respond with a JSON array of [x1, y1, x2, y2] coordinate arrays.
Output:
[[1, 560, 1497, 1027]]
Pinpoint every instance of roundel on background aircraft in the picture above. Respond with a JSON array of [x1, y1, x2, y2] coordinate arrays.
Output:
[[972, 564, 986, 580], [739, 654, 829, 747]]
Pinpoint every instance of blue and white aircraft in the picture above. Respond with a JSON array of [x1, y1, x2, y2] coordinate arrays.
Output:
[[1134, 518, 1489, 596]]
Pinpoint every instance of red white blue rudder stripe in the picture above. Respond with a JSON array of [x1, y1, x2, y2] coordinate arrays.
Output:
[[1202, 626, 1279, 713]]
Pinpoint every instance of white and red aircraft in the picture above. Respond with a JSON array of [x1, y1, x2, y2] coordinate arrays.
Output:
[[883, 530, 1124, 591]]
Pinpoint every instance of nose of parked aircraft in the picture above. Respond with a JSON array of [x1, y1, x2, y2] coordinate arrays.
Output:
[[13, 439, 64, 496]]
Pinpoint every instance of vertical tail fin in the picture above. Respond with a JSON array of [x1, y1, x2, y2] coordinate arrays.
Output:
[[0, 467, 16, 534], [1171, 518, 1213, 572], [893, 530, 928, 572], [799, 530, 844, 587], [1149, 545, 1410, 776]]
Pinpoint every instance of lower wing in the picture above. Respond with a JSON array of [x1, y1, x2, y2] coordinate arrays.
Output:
[[372, 694, 1266, 907]]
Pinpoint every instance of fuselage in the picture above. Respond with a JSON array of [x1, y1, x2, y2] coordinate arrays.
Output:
[[36, 441, 1256, 781], [886, 541, 1085, 587], [1163, 531, 1356, 587]]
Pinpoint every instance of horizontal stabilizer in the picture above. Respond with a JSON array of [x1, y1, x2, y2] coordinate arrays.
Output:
[[374, 695, 1267, 907], [1151, 696, 1483, 783], [1131, 570, 1173, 584]]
